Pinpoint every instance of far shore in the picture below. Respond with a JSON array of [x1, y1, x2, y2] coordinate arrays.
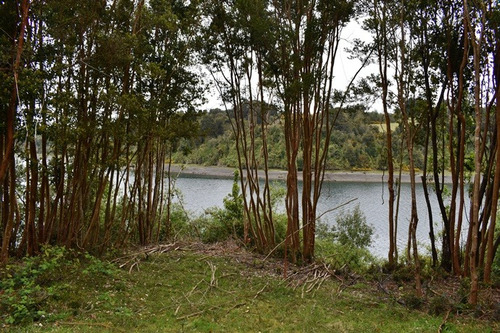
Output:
[[169, 164, 452, 184]]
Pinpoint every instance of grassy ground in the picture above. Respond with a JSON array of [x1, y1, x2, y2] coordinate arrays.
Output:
[[1, 242, 498, 332]]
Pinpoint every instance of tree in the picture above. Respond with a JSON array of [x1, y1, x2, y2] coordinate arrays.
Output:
[[202, 0, 276, 252], [269, 0, 356, 263], [0, 0, 30, 264], [363, 0, 399, 266]]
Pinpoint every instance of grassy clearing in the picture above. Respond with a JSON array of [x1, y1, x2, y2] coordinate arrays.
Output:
[[1, 243, 498, 333]]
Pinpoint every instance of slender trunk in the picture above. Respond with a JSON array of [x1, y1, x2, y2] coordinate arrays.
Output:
[[484, 45, 500, 283], [398, 1, 422, 296], [463, 0, 483, 304]]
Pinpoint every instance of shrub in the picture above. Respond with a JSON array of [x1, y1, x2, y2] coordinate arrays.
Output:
[[0, 246, 119, 325], [315, 239, 375, 273], [401, 293, 424, 310], [169, 202, 196, 240], [428, 295, 451, 316], [332, 205, 373, 248], [0, 246, 73, 324], [194, 170, 245, 243], [315, 207, 375, 273]]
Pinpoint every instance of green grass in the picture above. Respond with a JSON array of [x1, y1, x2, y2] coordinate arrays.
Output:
[[1, 246, 497, 333]]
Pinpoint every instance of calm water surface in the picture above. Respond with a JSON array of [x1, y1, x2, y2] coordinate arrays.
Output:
[[174, 175, 451, 258]]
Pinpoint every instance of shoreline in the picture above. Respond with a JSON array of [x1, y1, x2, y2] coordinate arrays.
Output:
[[169, 164, 452, 184]]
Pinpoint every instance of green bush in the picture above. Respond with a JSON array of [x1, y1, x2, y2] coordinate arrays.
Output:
[[332, 205, 373, 248], [315, 239, 375, 273], [194, 170, 245, 243], [168, 202, 196, 240], [193, 172, 288, 247], [428, 295, 451, 316], [0, 246, 73, 324], [0, 246, 118, 325], [315, 207, 375, 273]]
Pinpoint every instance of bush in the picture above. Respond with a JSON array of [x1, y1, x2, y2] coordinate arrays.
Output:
[[401, 293, 424, 310], [0, 246, 74, 324], [332, 205, 373, 248], [168, 202, 196, 240], [0, 246, 118, 325], [315, 239, 375, 273], [194, 170, 245, 243], [428, 295, 451, 316], [315, 206, 375, 273], [194, 172, 288, 247]]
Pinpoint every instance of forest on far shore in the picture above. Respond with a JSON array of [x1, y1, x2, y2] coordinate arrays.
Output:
[[174, 106, 419, 171]]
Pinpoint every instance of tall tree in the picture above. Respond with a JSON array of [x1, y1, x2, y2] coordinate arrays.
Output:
[[202, 0, 277, 253], [0, 0, 30, 264], [269, 0, 355, 262], [364, 0, 399, 266]]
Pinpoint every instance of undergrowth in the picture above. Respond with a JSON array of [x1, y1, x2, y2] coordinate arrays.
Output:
[[0, 245, 118, 326], [1, 244, 497, 332]]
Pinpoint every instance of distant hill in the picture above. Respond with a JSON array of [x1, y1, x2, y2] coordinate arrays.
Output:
[[173, 108, 422, 171]]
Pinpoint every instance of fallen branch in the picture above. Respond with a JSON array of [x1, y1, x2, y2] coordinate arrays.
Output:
[[225, 302, 246, 316], [207, 261, 218, 287], [177, 309, 207, 320]]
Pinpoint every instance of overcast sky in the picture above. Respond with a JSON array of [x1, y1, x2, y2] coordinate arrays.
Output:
[[201, 19, 378, 112]]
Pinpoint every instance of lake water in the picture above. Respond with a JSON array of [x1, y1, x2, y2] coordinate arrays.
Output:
[[174, 175, 452, 258]]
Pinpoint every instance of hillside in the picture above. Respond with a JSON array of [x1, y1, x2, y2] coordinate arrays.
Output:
[[173, 108, 418, 171]]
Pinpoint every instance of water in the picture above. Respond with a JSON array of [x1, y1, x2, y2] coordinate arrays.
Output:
[[174, 175, 450, 258]]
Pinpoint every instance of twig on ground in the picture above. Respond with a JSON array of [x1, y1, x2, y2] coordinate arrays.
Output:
[[438, 309, 451, 333], [207, 261, 218, 287], [129, 260, 140, 273], [187, 278, 205, 297], [254, 282, 269, 299], [225, 302, 246, 316], [177, 309, 206, 320]]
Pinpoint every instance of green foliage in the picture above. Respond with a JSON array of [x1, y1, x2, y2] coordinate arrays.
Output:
[[0, 246, 71, 324], [177, 108, 393, 171], [168, 202, 195, 240], [195, 170, 245, 243], [0, 246, 118, 325], [1, 248, 497, 331], [401, 292, 424, 310], [81, 253, 118, 276], [428, 295, 451, 316], [316, 240, 375, 273], [316, 207, 375, 273], [331, 205, 374, 249]]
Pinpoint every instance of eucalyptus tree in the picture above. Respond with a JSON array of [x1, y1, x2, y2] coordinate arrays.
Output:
[[485, 10, 500, 283], [125, 0, 203, 246], [202, 0, 278, 253], [362, 0, 399, 266], [362, 0, 425, 293], [462, 0, 499, 304], [392, 0, 425, 296], [407, 0, 450, 268], [0, 0, 204, 260], [0, 0, 31, 263], [268, 0, 356, 263]]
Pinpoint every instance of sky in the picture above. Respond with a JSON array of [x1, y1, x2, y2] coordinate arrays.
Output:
[[200, 18, 379, 112]]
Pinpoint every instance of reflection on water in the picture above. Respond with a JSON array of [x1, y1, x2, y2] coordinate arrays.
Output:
[[174, 175, 455, 258]]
